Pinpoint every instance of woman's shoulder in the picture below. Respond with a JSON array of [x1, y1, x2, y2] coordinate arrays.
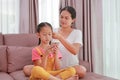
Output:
[[73, 29, 82, 34]]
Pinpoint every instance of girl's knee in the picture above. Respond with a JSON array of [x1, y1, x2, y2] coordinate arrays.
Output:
[[67, 67, 76, 75], [23, 65, 33, 76], [32, 66, 43, 72], [31, 66, 43, 77], [31, 66, 50, 79]]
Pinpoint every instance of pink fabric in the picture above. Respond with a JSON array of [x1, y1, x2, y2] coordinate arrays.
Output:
[[32, 47, 62, 61]]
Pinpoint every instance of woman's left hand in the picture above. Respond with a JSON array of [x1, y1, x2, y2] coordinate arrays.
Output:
[[52, 32, 61, 40]]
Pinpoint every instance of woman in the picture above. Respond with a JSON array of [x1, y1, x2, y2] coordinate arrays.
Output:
[[52, 6, 86, 78]]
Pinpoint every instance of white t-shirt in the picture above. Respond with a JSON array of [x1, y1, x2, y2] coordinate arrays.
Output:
[[53, 28, 83, 68]]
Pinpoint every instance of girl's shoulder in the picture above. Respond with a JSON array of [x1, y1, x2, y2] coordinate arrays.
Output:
[[32, 46, 39, 51], [32, 46, 43, 52], [32, 46, 44, 56]]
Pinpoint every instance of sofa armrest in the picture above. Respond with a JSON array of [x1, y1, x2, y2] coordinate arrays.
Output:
[[79, 60, 90, 72]]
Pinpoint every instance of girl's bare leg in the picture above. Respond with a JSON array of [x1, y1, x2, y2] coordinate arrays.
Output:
[[23, 65, 34, 76]]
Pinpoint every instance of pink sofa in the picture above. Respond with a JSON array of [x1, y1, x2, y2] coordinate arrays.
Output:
[[0, 33, 117, 80]]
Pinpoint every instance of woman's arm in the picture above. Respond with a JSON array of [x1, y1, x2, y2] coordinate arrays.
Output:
[[59, 35, 80, 55], [53, 33, 81, 55]]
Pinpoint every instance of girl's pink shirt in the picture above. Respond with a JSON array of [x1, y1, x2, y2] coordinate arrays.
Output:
[[32, 47, 62, 61]]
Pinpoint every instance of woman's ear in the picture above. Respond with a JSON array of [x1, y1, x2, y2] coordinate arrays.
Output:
[[72, 18, 76, 23]]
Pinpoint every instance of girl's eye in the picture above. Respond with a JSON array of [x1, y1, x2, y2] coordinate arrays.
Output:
[[65, 17, 69, 20], [49, 33, 52, 36]]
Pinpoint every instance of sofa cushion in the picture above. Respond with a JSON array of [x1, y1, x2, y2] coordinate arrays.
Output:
[[80, 72, 117, 80], [4, 34, 38, 46], [79, 60, 90, 72], [0, 33, 3, 45], [0, 72, 14, 80], [67, 75, 79, 80], [0, 46, 7, 72], [7, 46, 33, 73], [10, 70, 29, 80]]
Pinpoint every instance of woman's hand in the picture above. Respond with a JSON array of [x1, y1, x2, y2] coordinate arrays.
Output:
[[53, 32, 80, 55], [52, 32, 62, 40]]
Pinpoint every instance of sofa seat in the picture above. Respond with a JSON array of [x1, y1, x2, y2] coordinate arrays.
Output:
[[0, 72, 13, 80], [10, 70, 29, 80], [10, 71, 118, 80], [80, 72, 118, 80]]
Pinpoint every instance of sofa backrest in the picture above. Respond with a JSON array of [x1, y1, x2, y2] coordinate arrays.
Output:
[[3, 33, 38, 47], [0, 33, 3, 45], [0, 33, 39, 73], [0, 46, 7, 72]]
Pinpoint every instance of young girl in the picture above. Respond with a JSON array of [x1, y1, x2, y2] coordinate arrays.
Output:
[[29, 22, 76, 80], [52, 6, 86, 78]]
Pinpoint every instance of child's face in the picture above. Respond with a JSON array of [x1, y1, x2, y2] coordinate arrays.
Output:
[[38, 26, 52, 44], [60, 10, 75, 28]]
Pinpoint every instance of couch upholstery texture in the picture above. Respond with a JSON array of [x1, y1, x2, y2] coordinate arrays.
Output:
[[0, 33, 118, 80]]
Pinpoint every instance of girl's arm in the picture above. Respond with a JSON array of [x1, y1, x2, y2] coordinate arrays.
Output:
[[54, 51, 61, 70], [33, 54, 48, 69], [53, 33, 81, 55], [51, 43, 61, 70]]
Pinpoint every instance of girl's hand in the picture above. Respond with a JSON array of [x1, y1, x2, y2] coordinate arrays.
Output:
[[50, 43, 59, 54], [45, 46, 53, 56], [45, 44, 58, 55]]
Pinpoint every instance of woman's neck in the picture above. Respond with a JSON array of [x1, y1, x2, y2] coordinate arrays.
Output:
[[60, 26, 72, 32], [59, 27, 73, 38]]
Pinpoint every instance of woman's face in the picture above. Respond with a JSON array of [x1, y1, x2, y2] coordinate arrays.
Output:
[[60, 10, 75, 28]]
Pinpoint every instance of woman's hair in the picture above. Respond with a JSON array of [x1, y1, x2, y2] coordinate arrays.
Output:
[[60, 6, 76, 19], [36, 22, 53, 45]]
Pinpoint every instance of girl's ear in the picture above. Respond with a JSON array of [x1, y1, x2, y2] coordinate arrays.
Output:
[[36, 33, 40, 38]]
